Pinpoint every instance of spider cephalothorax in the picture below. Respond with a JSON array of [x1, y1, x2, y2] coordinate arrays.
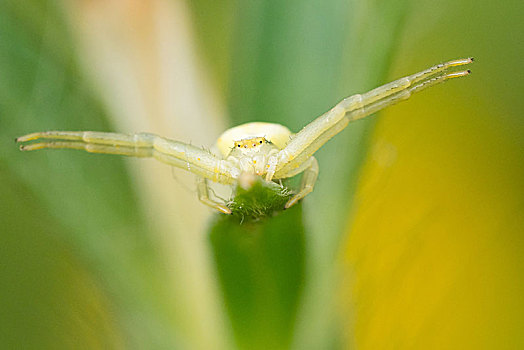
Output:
[[17, 58, 473, 214]]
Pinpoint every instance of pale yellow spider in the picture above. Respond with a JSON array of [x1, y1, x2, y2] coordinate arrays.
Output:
[[17, 58, 473, 214]]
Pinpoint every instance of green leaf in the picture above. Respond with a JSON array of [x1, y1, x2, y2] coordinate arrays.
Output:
[[210, 197, 305, 350]]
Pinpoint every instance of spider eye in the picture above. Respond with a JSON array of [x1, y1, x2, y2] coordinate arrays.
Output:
[[259, 140, 263, 144], [253, 143, 256, 147], [237, 144, 240, 147]]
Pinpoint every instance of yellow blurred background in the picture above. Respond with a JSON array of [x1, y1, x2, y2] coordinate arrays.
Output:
[[341, 0, 524, 347]]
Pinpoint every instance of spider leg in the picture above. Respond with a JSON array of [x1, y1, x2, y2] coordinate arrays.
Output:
[[17, 131, 238, 184], [196, 177, 232, 214], [284, 156, 319, 209], [269, 58, 473, 179], [16, 140, 155, 157]]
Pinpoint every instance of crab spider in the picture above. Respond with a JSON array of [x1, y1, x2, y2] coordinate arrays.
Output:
[[17, 58, 473, 214]]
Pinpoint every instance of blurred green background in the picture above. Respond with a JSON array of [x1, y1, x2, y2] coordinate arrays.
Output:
[[1, 0, 522, 349]]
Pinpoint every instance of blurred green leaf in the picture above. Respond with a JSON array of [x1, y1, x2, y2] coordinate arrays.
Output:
[[0, 170, 123, 349], [1, 1, 183, 348]]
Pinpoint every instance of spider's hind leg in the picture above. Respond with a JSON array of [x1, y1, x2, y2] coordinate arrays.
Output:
[[196, 177, 232, 214], [284, 156, 319, 209]]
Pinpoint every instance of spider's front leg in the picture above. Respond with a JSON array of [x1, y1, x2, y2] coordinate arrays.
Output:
[[16, 131, 239, 185], [268, 57, 473, 177], [264, 58, 472, 209]]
